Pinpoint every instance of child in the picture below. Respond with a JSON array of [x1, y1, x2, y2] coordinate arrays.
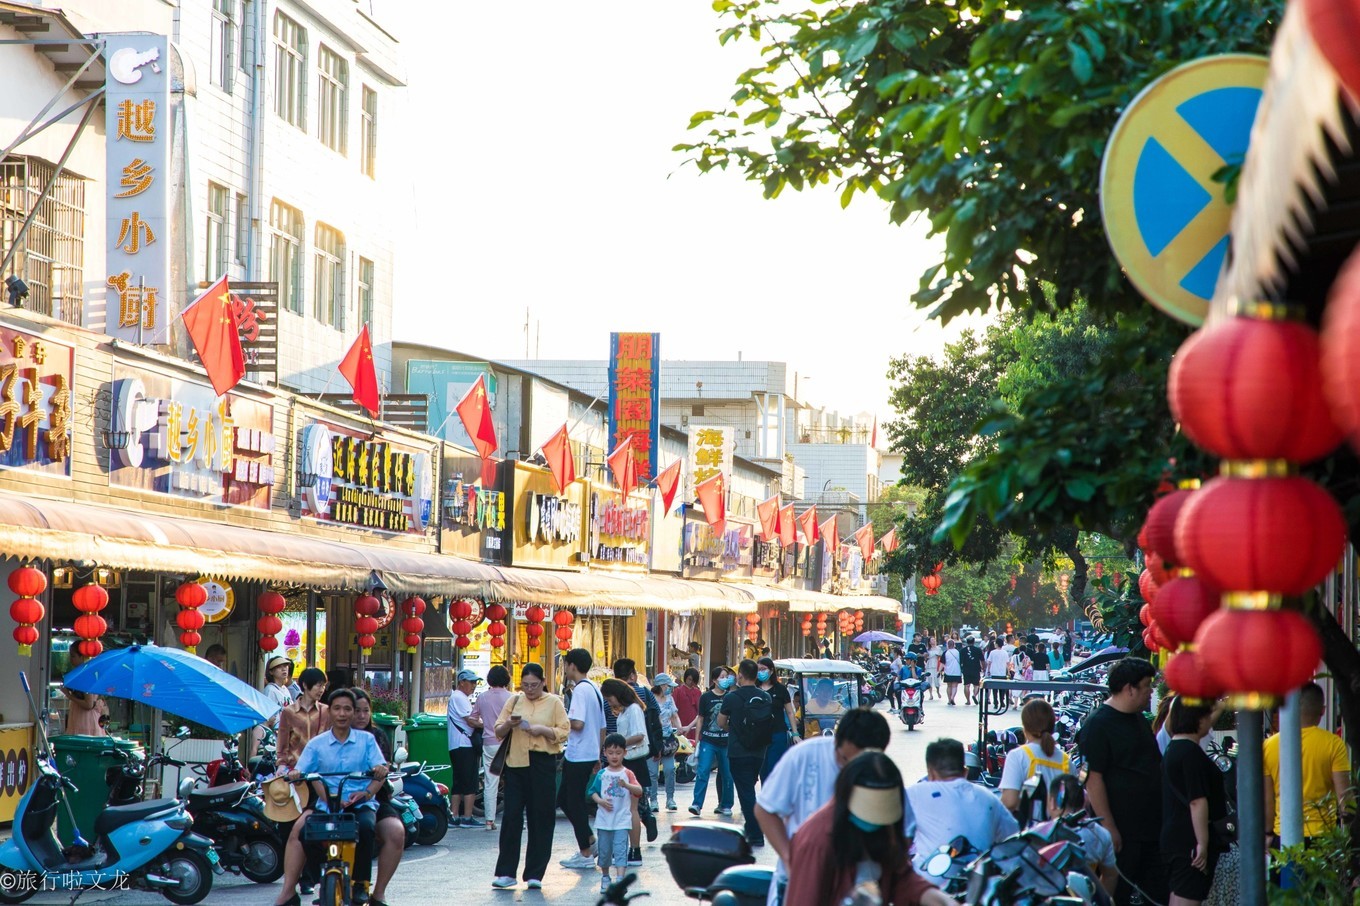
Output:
[[589, 733, 644, 895], [1048, 773, 1117, 898]]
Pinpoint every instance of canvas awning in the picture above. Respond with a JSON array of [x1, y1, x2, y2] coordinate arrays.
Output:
[[724, 581, 900, 613]]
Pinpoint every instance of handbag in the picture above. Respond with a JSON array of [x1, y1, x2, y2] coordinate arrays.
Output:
[[660, 734, 680, 758], [1168, 767, 1238, 846], [486, 694, 522, 778]]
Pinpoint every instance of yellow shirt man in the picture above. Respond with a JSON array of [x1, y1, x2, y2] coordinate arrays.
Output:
[[1264, 725, 1351, 837]]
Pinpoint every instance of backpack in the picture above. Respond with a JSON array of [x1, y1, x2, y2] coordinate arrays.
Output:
[[732, 688, 775, 751], [643, 700, 665, 759]]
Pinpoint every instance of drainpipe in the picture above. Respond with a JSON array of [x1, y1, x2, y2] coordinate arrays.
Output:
[[245, 0, 266, 280]]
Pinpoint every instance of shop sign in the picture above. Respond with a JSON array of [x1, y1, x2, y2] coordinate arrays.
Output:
[[752, 538, 782, 580], [589, 490, 650, 568], [507, 462, 588, 569], [104, 34, 172, 343], [682, 519, 753, 578], [512, 602, 555, 620], [439, 449, 506, 561], [648, 499, 684, 573], [297, 420, 433, 534], [0, 725, 30, 823], [688, 425, 733, 497], [0, 327, 72, 477], [527, 493, 582, 545], [608, 332, 660, 480], [198, 578, 234, 622], [109, 366, 274, 507]]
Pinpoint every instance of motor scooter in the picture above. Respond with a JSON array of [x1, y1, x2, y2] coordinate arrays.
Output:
[[391, 755, 452, 845], [898, 677, 925, 730]]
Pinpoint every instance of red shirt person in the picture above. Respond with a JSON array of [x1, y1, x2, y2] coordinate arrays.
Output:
[[672, 668, 702, 743]]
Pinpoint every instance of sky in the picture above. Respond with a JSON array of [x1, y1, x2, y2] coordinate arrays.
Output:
[[392, 2, 981, 425]]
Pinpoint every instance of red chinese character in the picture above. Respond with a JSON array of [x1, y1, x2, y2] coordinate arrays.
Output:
[[617, 334, 653, 360], [625, 429, 652, 454], [615, 367, 652, 393], [617, 399, 650, 421]]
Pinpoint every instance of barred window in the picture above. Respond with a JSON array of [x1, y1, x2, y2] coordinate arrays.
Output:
[[268, 199, 303, 313], [0, 156, 85, 324], [272, 12, 306, 128], [360, 86, 377, 177], [313, 223, 344, 327], [205, 182, 228, 282], [210, 0, 236, 92], [317, 46, 348, 154]]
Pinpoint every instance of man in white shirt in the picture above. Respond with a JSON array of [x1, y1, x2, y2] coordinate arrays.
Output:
[[907, 738, 1018, 871], [559, 648, 606, 870], [447, 669, 482, 829], [754, 708, 892, 906]]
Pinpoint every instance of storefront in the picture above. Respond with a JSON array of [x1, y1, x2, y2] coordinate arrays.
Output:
[[681, 511, 756, 668]]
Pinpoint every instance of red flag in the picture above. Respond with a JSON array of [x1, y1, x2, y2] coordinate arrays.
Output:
[[778, 504, 795, 547], [456, 375, 499, 460], [756, 495, 780, 542], [607, 435, 637, 500], [337, 324, 381, 416], [880, 528, 898, 553], [655, 459, 682, 515], [180, 275, 246, 397], [797, 506, 819, 546], [541, 424, 575, 494], [819, 514, 839, 553], [871, 417, 879, 449], [854, 522, 875, 563], [696, 472, 726, 538]]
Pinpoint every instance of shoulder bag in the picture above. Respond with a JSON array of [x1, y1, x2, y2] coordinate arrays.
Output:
[[487, 694, 522, 778]]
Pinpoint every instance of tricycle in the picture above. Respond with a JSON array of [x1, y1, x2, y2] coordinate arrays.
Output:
[[772, 658, 868, 740]]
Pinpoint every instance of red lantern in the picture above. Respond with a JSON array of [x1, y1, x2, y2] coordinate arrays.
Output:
[[175, 581, 208, 609], [74, 613, 106, 642], [258, 590, 286, 614], [485, 603, 507, 621], [177, 608, 206, 632], [1144, 487, 1195, 566], [921, 573, 942, 596], [12, 624, 38, 653], [359, 634, 377, 651], [401, 616, 424, 635], [355, 616, 379, 636], [1176, 475, 1346, 595], [451, 599, 474, 621], [1144, 551, 1174, 587], [1137, 520, 1152, 553], [487, 622, 507, 637], [76, 639, 103, 658], [72, 584, 109, 614], [258, 633, 279, 652], [1138, 569, 1160, 605], [1141, 627, 1157, 652], [1138, 604, 1152, 627], [1170, 316, 1343, 462], [746, 613, 761, 625], [490, 636, 505, 649], [174, 581, 208, 653], [1197, 608, 1321, 707], [555, 626, 572, 641], [525, 623, 544, 638], [404, 633, 422, 650], [1151, 576, 1221, 648], [526, 605, 546, 624], [8, 565, 46, 598], [452, 620, 473, 637], [1164, 648, 1224, 703], [355, 594, 380, 617], [801, 628, 811, 637], [10, 596, 43, 626], [404, 596, 427, 617], [257, 614, 283, 637], [554, 610, 574, 626]]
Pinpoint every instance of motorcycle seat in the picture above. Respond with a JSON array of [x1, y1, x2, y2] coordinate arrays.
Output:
[[94, 799, 180, 837], [188, 780, 251, 810]]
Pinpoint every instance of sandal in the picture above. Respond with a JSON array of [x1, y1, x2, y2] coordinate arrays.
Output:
[[486, 820, 496, 830]]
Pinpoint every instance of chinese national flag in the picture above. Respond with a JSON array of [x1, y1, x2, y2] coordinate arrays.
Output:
[[181, 275, 246, 397], [797, 506, 819, 546], [854, 522, 876, 563], [819, 514, 839, 553], [778, 504, 796, 547], [696, 472, 726, 538], [880, 527, 898, 553], [655, 459, 682, 515], [608, 435, 638, 500], [456, 375, 499, 461], [542, 424, 575, 494], [337, 324, 381, 417], [756, 495, 780, 542]]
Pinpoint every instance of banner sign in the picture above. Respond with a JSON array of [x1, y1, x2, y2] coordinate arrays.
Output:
[[109, 366, 274, 507], [682, 519, 753, 579], [506, 462, 588, 569], [589, 489, 650, 568], [608, 332, 660, 481], [689, 425, 733, 498], [297, 420, 433, 534], [0, 327, 72, 477], [406, 360, 496, 448], [104, 33, 172, 343]]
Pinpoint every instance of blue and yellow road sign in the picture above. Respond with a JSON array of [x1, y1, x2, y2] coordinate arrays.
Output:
[[1100, 54, 1268, 326]]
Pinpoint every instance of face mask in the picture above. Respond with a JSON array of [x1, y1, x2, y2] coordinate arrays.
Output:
[[718, 676, 735, 690], [848, 814, 886, 833], [757, 670, 771, 682]]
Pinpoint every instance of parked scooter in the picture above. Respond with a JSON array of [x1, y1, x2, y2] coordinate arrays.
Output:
[[391, 755, 452, 845], [898, 677, 926, 731]]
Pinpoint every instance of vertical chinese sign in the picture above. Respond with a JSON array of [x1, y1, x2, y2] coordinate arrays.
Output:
[[608, 333, 660, 481], [104, 34, 171, 344], [0, 328, 72, 477], [689, 425, 732, 498]]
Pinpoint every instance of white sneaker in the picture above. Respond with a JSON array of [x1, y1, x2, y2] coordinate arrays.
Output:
[[526, 879, 542, 890], [600, 877, 611, 894], [491, 877, 516, 889], [560, 853, 596, 870]]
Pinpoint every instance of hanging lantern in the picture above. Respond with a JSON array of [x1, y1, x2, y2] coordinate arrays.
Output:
[[10, 596, 44, 656], [1164, 647, 1224, 704], [258, 589, 286, 615], [1138, 569, 1160, 605], [921, 573, 942, 596], [525, 621, 544, 648], [1143, 484, 1199, 566], [488, 620, 507, 648], [554, 610, 574, 626], [8, 565, 46, 599], [1197, 605, 1321, 708], [257, 588, 285, 653], [1151, 575, 1221, 648], [174, 581, 208, 653], [354, 594, 381, 656], [76, 639, 104, 658], [72, 583, 109, 614], [526, 605, 546, 623], [555, 625, 573, 641], [451, 599, 474, 621], [1138, 604, 1152, 627], [399, 597, 427, 654], [355, 594, 381, 618], [1144, 550, 1174, 587], [74, 611, 107, 653]]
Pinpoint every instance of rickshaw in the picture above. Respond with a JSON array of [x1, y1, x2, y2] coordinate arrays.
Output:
[[773, 658, 868, 739], [972, 678, 1107, 784]]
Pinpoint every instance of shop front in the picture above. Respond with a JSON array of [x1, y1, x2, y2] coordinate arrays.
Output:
[[681, 512, 755, 668], [588, 483, 651, 673]]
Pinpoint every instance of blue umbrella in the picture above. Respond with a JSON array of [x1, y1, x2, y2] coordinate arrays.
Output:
[[853, 630, 906, 644], [64, 644, 281, 734]]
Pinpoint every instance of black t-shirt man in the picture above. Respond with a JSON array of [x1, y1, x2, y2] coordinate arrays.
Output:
[[720, 684, 772, 760], [1079, 703, 1163, 842], [959, 641, 983, 681]]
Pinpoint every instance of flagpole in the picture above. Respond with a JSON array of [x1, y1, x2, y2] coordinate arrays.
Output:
[[312, 369, 337, 403]]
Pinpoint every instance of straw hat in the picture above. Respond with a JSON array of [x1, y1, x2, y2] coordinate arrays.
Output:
[[265, 655, 293, 675], [262, 777, 303, 823]]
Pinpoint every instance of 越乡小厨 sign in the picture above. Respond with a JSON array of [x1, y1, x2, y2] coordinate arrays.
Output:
[[608, 333, 660, 481]]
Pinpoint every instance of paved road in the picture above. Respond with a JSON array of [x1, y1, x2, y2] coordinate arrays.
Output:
[[8, 695, 989, 905]]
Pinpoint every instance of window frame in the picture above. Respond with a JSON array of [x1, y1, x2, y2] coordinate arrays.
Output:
[[205, 182, 229, 283], [0, 156, 85, 324], [272, 11, 307, 129], [268, 199, 304, 314], [316, 45, 349, 155], [357, 256, 374, 326], [359, 85, 377, 178], [312, 222, 345, 328], [210, 0, 236, 93]]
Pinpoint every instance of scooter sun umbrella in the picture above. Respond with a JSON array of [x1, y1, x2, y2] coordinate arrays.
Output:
[[63, 643, 282, 734], [853, 630, 907, 644]]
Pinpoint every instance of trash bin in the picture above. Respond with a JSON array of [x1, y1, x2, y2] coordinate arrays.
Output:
[[50, 734, 141, 843], [369, 712, 402, 762], [403, 713, 451, 787]]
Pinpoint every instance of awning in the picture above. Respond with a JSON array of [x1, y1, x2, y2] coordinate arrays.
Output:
[[725, 581, 901, 613], [485, 569, 758, 614]]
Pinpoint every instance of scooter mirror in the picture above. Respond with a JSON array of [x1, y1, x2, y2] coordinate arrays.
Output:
[[394, 746, 408, 764], [1066, 871, 1095, 904], [175, 726, 191, 738], [925, 851, 954, 877]]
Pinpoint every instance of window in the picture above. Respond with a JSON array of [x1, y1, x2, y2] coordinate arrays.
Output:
[[272, 12, 306, 128], [313, 223, 344, 326], [317, 46, 348, 154], [210, 0, 235, 92], [0, 156, 85, 324], [359, 86, 377, 177], [205, 183, 228, 282], [234, 192, 249, 264], [238, 0, 251, 72], [357, 257, 373, 325], [268, 199, 303, 313]]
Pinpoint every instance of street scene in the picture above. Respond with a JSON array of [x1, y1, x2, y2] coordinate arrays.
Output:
[[3, 2, 1360, 906]]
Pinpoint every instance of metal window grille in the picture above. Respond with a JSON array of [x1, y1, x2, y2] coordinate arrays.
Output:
[[357, 256, 373, 326], [234, 192, 248, 264], [205, 182, 228, 282], [313, 223, 344, 326], [272, 12, 306, 128], [269, 199, 303, 313], [210, 0, 235, 92], [360, 86, 377, 178], [317, 46, 348, 154], [0, 156, 85, 324]]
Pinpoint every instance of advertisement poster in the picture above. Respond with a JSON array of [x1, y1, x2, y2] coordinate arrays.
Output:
[[297, 419, 434, 535], [405, 360, 496, 449], [607, 333, 660, 480], [0, 327, 72, 477]]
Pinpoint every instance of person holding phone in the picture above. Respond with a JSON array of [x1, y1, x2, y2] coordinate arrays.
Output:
[[490, 663, 569, 891]]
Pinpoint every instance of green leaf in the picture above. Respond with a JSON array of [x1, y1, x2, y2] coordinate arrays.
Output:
[[1068, 41, 1093, 85], [1064, 478, 1096, 502], [844, 30, 879, 64]]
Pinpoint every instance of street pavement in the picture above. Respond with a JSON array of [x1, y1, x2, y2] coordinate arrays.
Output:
[[8, 694, 988, 905]]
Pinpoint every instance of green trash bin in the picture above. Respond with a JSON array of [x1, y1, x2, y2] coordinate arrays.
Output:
[[50, 734, 141, 843], [369, 712, 402, 762], [403, 713, 451, 787]]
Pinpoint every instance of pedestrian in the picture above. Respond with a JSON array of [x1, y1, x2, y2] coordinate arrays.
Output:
[[1048, 641, 1066, 675], [942, 639, 962, 706], [204, 644, 227, 670], [1161, 697, 1226, 906], [651, 673, 683, 812], [924, 637, 941, 701], [1062, 630, 1074, 664], [262, 655, 294, 730], [1049, 773, 1118, 896], [601, 678, 655, 867], [998, 699, 1070, 821], [754, 708, 892, 906], [589, 733, 643, 896], [1078, 657, 1166, 906], [1264, 681, 1351, 844], [490, 663, 569, 890], [757, 657, 799, 782], [887, 648, 904, 714], [1031, 642, 1050, 682], [686, 665, 735, 817], [784, 751, 958, 906], [718, 659, 774, 848], [985, 639, 1010, 711], [906, 738, 1019, 869], [959, 637, 982, 706], [278, 667, 330, 769], [446, 668, 483, 830], [63, 650, 107, 737], [673, 667, 702, 744], [558, 648, 606, 869], [612, 659, 661, 844], [476, 665, 512, 831]]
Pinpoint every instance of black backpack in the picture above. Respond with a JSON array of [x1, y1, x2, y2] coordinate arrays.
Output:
[[643, 701, 665, 759], [732, 688, 775, 751]]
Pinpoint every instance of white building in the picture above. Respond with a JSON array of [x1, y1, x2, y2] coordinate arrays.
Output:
[[25, 0, 406, 390]]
